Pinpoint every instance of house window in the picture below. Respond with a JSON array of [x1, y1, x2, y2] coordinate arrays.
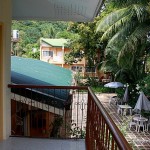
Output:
[[43, 50, 53, 57], [71, 66, 83, 72]]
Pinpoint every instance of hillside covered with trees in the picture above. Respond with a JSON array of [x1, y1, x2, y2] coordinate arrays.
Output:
[[11, 21, 76, 59]]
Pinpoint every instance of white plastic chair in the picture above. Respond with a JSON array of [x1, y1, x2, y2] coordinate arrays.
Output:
[[136, 120, 145, 132], [146, 119, 150, 131], [123, 108, 128, 116], [129, 114, 141, 130], [117, 107, 121, 114], [129, 121, 137, 129], [129, 116, 137, 130]]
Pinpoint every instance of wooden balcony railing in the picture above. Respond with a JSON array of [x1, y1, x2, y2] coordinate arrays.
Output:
[[8, 84, 132, 149], [86, 87, 132, 150]]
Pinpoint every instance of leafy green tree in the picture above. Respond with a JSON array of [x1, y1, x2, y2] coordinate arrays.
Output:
[[96, 0, 150, 84], [65, 21, 104, 69], [40, 24, 56, 38], [11, 21, 70, 59], [55, 30, 77, 39], [96, 0, 150, 105]]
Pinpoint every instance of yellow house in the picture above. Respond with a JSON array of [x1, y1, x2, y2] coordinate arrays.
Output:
[[40, 38, 99, 78], [40, 38, 86, 73]]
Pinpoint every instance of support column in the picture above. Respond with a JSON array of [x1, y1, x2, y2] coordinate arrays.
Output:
[[0, 0, 11, 140]]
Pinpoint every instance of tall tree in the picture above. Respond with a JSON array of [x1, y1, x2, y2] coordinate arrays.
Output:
[[96, 0, 150, 83], [65, 21, 104, 68], [11, 21, 70, 59]]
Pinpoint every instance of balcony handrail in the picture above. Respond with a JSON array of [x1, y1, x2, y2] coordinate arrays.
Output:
[[8, 84, 88, 90], [8, 84, 132, 149], [87, 87, 132, 150]]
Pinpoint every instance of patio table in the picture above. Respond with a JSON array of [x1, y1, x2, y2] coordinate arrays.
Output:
[[118, 105, 132, 116], [133, 116, 148, 132], [133, 116, 148, 122]]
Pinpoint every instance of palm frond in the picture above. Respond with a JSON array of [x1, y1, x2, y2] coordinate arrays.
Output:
[[104, 20, 138, 54], [117, 23, 150, 69], [105, 45, 120, 56], [111, 0, 149, 7], [119, 23, 150, 57], [96, 8, 129, 32], [147, 3, 150, 13], [98, 4, 149, 42], [100, 13, 133, 41], [99, 60, 118, 73], [133, 4, 149, 22]]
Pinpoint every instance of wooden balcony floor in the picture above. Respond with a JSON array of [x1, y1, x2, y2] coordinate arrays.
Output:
[[96, 93, 150, 150], [0, 137, 85, 150]]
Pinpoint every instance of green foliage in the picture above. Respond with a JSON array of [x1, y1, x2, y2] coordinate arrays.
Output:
[[97, 0, 150, 106], [117, 115, 136, 148], [128, 84, 140, 107], [50, 116, 63, 138], [64, 48, 84, 64], [96, 0, 150, 91], [139, 74, 150, 97], [73, 72, 84, 86], [82, 77, 100, 87], [69, 122, 86, 138], [23, 50, 40, 59], [65, 21, 104, 67], [55, 30, 78, 39], [91, 86, 111, 93], [115, 88, 124, 98], [12, 21, 73, 59], [110, 0, 149, 8]]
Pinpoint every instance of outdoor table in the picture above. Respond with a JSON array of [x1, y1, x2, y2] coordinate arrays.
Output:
[[133, 116, 148, 122], [117, 105, 132, 116], [133, 116, 148, 132]]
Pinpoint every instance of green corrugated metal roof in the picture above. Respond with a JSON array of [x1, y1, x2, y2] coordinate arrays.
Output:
[[11, 56, 73, 108], [41, 38, 68, 47], [11, 56, 72, 86]]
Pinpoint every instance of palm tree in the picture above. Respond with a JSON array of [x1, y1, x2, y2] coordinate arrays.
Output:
[[96, 0, 150, 83]]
